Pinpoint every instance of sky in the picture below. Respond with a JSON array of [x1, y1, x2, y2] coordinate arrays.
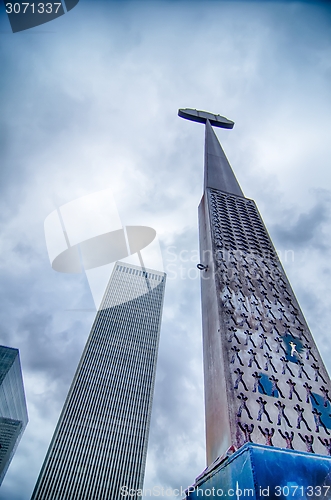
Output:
[[1, 0, 331, 498]]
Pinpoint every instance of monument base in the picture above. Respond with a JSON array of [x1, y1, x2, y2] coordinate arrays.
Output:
[[186, 443, 331, 499]]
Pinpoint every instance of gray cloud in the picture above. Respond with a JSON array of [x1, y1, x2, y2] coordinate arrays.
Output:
[[270, 190, 331, 250]]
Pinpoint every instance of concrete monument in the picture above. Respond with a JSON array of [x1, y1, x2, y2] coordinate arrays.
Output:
[[179, 109, 331, 498]]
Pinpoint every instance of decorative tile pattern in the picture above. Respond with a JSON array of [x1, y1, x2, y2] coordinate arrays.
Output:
[[208, 189, 331, 455]]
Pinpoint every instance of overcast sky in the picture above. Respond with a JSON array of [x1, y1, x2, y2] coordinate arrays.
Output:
[[1, 0, 331, 498]]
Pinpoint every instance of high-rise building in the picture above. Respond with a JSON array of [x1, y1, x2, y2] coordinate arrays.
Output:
[[0, 345, 28, 485], [179, 109, 331, 498], [31, 262, 166, 500]]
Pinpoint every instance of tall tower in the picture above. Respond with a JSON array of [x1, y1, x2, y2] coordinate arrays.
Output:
[[180, 109, 331, 497], [31, 262, 166, 500], [0, 345, 28, 485]]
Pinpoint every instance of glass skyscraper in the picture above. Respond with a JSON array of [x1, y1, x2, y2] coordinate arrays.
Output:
[[31, 262, 166, 500], [0, 345, 28, 485]]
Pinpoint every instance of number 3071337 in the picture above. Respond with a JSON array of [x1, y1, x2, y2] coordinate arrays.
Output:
[[5, 3, 62, 14]]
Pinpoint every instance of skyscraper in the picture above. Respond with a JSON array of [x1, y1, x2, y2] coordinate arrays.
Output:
[[0, 345, 28, 485], [31, 262, 166, 500], [179, 109, 331, 497]]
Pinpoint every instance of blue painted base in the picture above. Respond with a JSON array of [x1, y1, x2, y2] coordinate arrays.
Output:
[[186, 444, 331, 499]]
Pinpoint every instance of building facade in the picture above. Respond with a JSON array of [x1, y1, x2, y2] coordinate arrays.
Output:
[[31, 262, 166, 500], [0, 345, 28, 484], [179, 109, 331, 465]]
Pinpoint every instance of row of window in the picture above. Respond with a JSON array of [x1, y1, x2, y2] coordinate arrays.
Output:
[[116, 265, 164, 281]]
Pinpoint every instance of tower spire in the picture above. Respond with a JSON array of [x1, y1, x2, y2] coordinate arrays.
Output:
[[181, 108, 331, 499], [178, 108, 243, 196], [204, 119, 243, 196]]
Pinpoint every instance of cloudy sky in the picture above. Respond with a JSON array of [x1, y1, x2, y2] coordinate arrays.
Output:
[[1, 0, 331, 498]]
